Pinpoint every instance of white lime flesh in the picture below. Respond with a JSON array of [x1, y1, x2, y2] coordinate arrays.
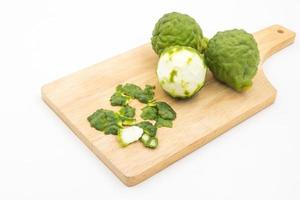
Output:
[[157, 47, 207, 98], [119, 126, 143, 145]]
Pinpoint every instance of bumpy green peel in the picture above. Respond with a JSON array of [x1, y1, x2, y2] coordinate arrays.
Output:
[[88, 83, 176, 149], [140, 134, 158, 149], [145, 137, 158, 149], [151, 12, 207, 55], [155, 117, 173, 128], [140, 101, 176, 128], [87, 109, 121, 135], [112, 83, 155, 104], [205, 29, 260, 92], [156, 102, 176, 120], [136, 121, 157, 137], [140, 106, 158, 121]]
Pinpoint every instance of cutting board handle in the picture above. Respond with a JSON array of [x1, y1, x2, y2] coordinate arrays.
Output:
[[254, 25, 296, 65]]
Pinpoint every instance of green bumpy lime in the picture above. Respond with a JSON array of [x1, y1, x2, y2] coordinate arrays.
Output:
[[204, 29, 260, 92], [151, 12, 207, 55]]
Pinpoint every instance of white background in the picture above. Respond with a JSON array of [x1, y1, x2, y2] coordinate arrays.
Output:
[[0, 0, 299, 199]]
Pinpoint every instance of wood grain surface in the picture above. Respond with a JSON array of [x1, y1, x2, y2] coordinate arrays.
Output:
[[42, 25, 295, 186]]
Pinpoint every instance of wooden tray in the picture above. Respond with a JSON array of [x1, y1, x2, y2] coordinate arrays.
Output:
[[42, 25, 295, 186]]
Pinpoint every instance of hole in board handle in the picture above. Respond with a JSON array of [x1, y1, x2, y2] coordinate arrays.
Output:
[[277, 29, 284, 34]]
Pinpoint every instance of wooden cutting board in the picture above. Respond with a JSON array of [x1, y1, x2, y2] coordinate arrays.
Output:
[[42, 25, 295, 186]]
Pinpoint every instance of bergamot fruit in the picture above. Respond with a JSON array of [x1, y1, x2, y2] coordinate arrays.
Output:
[[151, 12, 207, 55], [157, 46, 207, 98], [205, 29, 260, 92]]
